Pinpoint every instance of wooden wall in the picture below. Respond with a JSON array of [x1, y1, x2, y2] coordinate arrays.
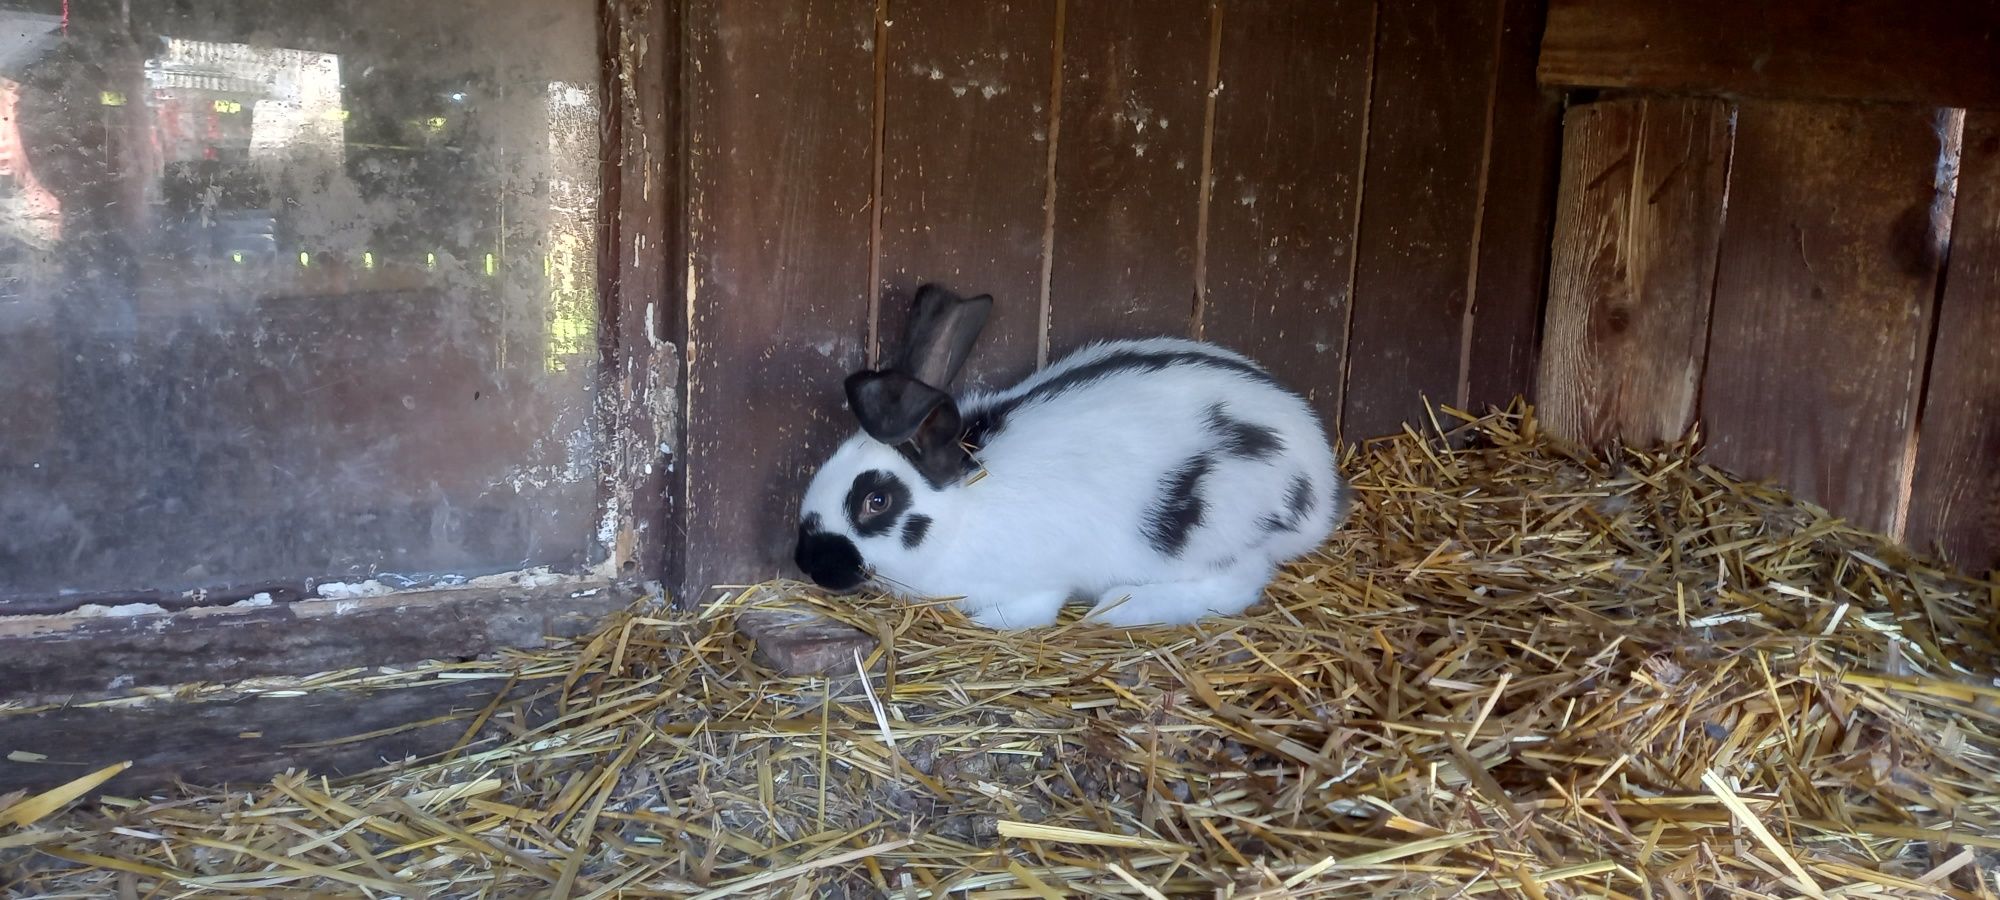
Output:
[[674, 0, 1565, 596], [1536, 0, 2000, 574]]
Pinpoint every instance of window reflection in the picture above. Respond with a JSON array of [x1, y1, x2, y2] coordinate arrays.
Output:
[[0, 0, 602, 606]]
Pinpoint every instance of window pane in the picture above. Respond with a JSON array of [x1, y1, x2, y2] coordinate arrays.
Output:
[[0, 0, 603, 606]]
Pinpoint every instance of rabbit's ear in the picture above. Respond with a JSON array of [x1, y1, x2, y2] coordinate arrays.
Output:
[[845, 369, 968, 485], [896, 284, 992, 389]]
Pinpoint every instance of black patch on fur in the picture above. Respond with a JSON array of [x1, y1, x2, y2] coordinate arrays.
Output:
[[1260, 474, 1317, 533], [795, 517, 865, 592], [901, 514, 933, 548], [963, 348, 1282, 449], [1204, 402, 1283, 460], [1145, 454, 1213, 557], [846, 470, 912, 537]]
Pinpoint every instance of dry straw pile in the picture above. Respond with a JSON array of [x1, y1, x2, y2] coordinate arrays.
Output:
[[4, 408, 1998, 897]]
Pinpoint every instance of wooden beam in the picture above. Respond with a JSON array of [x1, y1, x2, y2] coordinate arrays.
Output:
[[1700, 102, 1954, 534], [1044, 0, 1211, 357], [1040, 0, 1208, 358], [1464, 0, 1566, 415], [0, 678, 549, 794], [1539, 0, 2000, 110], [1341, 0, 1502, 440], [1908, 113, 2000, 574], [601, 0, 683, 587], [875, 0, 1057, 392], [0, 582, 632, 699], [1538, 97, 1732, 448], [1199, 0, 1374, 429], [680, 0, 879, 597]]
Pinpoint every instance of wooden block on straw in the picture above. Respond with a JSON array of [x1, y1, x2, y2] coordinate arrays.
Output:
[[736, 606, 879, 676]]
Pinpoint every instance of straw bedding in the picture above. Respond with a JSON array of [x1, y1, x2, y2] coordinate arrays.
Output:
[[4, 407, 1999, 898]]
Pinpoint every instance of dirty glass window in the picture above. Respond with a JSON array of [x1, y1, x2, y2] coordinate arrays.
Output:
[[0, 0, 603, 608]]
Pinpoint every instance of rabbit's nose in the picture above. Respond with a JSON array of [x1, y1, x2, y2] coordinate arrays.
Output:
[[795, 525, 866, 593]]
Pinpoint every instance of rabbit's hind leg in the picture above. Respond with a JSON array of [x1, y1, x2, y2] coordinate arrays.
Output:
[[1087, 562, 1276, 627]]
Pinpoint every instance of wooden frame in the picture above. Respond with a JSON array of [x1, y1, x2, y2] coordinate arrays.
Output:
[[0, 0, 680, 707]]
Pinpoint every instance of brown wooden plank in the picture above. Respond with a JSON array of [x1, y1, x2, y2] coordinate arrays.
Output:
[[1537, 97, 1732, 449], [1198, 0, 1373, 427], [1908, 113, 2000, 573], [1045, 0, 1210, 356], [0, 679, 549, 794], [1463, 0, 1565, 414], [602, 0, 681, 585], [0, 582, 632, 699], [681, 0, 878, 597], [1341, 0, 1502, 440], [875, 0, 1057, 392], [1701, 101, 1954, 533], [1540, 0, 2000, 111]]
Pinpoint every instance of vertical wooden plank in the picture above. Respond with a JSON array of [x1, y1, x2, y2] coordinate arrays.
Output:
[[601, 0, 680, 584], [1701, 101, 1953, 534], [1199, 0, 1373, 427], [1463, 0, 1564, 414], [682, 0, 878, 597], [1045, 0, 1210, 356], [1909, 113, 2000, 573], [1341, 0, 1501, 440], [1537, 97, 1732, 448], [876, 0, 1056, 391]]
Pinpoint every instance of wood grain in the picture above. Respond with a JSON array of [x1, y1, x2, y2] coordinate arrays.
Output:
[[1045, 0, 1210, 356], [1540, 0, 2000, 110], [1199, 0, 1373, 428], [1463, 0, 1565, 414], [0, 679, 548, 794], [0, 583, 631, 699], [876, 0, 1057, 392], [1701, 101, 1954, 533], [1908, 113, 2000, 573], [1538, 97, 1732, 448], [1341, 0, 1501, 440], [682, 0, 878, 596], [602, 0, 680, 585]]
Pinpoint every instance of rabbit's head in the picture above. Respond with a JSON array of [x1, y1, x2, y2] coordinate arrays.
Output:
[[794, 285, 990, 592]]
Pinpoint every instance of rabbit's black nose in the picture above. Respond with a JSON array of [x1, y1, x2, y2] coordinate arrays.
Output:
[[795, 524, 865, 592]]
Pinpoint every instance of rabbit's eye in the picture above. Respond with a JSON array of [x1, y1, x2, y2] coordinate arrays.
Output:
[[864, 492, 890, 514]]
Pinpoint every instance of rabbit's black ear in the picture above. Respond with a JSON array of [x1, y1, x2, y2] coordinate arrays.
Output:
[[846, 370, 952, 445], [845, 369, 968, 486], [896, 284, 992, 389]]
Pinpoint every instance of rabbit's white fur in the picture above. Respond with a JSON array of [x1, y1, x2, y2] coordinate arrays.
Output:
[[798, 337, 1348, 629]]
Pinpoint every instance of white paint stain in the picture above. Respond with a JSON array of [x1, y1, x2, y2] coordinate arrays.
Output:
[[315, 579, 394, 599], [69, 602, 171, 618]]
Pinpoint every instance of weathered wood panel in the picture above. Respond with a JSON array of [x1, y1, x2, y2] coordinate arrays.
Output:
[[0, 583, 631, 698], [1701, 102, 1953, 533], [1909, 114, 2000, 573], [682, 0, 878, 596], [0, 679, 542, 794], [1464, 0, 1565, 414], [1540, 0, 2000, 110], [1538, 97, 1732, 448], [1341, 0, 1501, 439], [876, 0, 1057, 391], [1045, 0, 1209, 356], [1199, 0, 1373, 427], [602, 0, 680, 583]]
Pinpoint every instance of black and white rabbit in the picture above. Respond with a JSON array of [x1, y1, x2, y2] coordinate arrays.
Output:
[[794, 285, 1349, 629]]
